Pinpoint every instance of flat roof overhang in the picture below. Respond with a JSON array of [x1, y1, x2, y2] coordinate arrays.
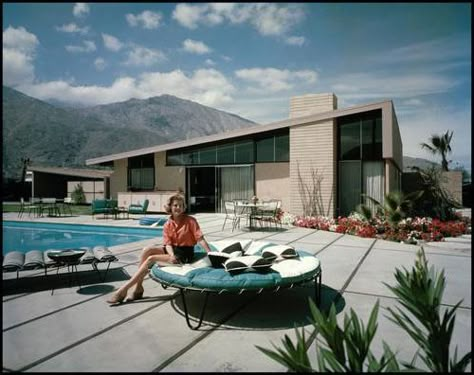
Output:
[[86, 99, 394, 166]]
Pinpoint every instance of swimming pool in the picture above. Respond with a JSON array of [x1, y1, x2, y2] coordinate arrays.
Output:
[[2, 221, 162, 255]]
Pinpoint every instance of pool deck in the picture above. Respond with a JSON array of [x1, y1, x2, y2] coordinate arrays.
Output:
[[2, 211, 471, 372]]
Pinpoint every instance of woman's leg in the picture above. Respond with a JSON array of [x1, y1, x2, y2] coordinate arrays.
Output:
[[133, 245, 166, 295], [107, 246, 171, 303]]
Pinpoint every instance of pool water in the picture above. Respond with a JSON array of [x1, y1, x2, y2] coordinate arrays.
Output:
[[2, 221, 161, 255]]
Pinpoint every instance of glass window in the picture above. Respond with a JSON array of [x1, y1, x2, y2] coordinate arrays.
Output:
[[338, 161, 361, 217], [340, 122, 360, 160], [128, 154, 155, 190], [275, 134, 289, 162], [256, 137, 274, 162], [167, 151, 183, 166], [216, 143, 234, 164], [235, 141, 254, 163], [199, 145, 216, 164]]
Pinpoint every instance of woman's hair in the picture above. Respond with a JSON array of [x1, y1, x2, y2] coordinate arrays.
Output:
[[164, 193, 187, 214]]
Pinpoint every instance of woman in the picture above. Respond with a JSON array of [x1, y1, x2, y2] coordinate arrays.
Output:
[[107, 193, 212, 304]]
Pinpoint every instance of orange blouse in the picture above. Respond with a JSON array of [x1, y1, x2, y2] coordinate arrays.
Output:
[[162, 215, 203, 247]]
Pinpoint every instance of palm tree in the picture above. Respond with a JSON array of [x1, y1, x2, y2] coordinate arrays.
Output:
[[420, 130, 453, 171]]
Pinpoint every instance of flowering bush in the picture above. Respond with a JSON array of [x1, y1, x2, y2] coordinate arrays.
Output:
[[291, 211, 471, 244]]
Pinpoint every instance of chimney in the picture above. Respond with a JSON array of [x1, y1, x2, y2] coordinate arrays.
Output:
[[289, 93, 338, 118]]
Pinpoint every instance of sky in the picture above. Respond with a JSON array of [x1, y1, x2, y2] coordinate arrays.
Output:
[[3, 2, 471, 172]]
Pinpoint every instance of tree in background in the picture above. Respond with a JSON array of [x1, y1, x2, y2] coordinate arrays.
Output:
[[420, 130, 453, 171]]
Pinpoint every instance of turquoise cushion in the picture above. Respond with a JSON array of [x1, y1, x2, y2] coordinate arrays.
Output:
[[149, 242, 320, 292]]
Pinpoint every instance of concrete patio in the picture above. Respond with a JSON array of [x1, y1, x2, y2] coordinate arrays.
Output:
[[2, 211, 471, 372]]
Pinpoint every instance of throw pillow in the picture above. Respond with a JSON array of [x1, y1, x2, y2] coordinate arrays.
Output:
[[208, 241, 243, 268], [223, 255, 273, 275]]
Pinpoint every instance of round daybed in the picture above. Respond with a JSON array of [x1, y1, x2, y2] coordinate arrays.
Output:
[[149, 239, 322, 329]]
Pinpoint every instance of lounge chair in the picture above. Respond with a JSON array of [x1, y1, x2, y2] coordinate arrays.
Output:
[[2, 246, 118, 282], [128, 199, 149, 216]]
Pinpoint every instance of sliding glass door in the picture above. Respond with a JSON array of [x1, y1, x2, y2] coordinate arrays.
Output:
[[217, 166, 254, 212]]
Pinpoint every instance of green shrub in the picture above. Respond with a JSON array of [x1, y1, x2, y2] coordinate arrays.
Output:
[[71, 184, 86, 204], [257, 247, 471, 372]]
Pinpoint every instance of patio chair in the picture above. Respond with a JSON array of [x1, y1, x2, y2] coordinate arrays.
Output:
[[253, 200, 280, 228], [61, 197, 73, 216], [128, 199, 149, 217], [222, 201, 247, 231]]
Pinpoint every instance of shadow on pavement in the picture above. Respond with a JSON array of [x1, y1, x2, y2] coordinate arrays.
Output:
[[168, 283, 345, 331], [2, 267, 130, 296]]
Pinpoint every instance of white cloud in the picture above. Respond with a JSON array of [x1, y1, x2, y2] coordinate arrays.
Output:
[[73, 3, 90, 18], [122, 46, 166, 66], [285, 36, 305, 46], [102, 33, 123, 52], [172, 3, 305, 39], [235, 67, 318, 93], [55, 23, 89, 35], [126, 10, 162, 29], [94, 57, 106, 71], [331, 72, 459, 102], [205, 59, 216, 66], [3, 25, 39, 52], [2, 26, 39, 86], [182, 39, 211, 54], [372, 34, 471, 65], [65, 40, 96, 53], [17, 68, 235, 108]]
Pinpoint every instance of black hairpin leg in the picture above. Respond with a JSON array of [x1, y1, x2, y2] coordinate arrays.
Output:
[[179, 289, 210, 330], [314, 270, 322, 307]]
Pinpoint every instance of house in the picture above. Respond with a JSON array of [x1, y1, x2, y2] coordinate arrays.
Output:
[[27, 166, 113, 203], [86, 93, 403, 217]]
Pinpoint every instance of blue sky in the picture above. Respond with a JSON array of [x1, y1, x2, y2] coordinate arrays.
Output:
[[3, 3, 471, 172]]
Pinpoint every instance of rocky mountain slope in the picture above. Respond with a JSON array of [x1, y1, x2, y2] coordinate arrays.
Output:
[[2, 86, 256, 180]]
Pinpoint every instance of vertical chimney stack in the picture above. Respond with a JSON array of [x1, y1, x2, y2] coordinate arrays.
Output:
[[289, 93, 338, 118]]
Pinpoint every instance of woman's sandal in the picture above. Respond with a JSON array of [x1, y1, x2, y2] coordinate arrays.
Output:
[[129, 288, 144, 301], [106, 290, 127, 304]]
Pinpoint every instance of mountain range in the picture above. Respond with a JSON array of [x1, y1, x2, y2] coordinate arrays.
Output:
[[2, 86, 256, 180], [2, 85, 438, 181]]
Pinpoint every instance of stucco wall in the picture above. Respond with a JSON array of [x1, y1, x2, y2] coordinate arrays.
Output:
[[110, 159, 128, 199], [154, 152, 185, 192], [255, 162, 290, 211], [289, 119, 336, 217]]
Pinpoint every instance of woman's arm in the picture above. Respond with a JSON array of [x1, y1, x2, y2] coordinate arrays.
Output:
[[197, 236, 212, 253]]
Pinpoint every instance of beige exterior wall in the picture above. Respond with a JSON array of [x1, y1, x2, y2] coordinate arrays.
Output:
[[289, 93, 337, 118], [441, 171, 463, 205], [289, 119, 336, 217], [110, 159, 128, 199], [255, 162, 290, 211], [382, 102, 403, 171], [154, 152, 185, 192]]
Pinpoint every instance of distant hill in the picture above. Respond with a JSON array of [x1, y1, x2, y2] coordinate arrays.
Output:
[[403, 156, 439, 172], [2, 86, 256, 181]]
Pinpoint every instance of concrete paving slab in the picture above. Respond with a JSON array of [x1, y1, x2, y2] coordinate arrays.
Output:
[[312, 245, 369, 291], [2, 212, 471, 372]]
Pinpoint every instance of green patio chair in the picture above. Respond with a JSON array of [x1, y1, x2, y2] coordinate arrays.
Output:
[[128, 199, 149, 216]]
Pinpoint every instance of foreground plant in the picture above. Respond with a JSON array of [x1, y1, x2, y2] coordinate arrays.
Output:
[[256, 247, 471, 372]]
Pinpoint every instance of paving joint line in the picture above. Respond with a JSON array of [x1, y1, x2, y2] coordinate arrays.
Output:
[[152, 293, 260, 372], [16, 294, 178, 372]]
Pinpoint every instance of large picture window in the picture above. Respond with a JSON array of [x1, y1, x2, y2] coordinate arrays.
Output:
[[166, 130, 289, 166], [338, 110, 383, 216], [128, 154, 155, 191]]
